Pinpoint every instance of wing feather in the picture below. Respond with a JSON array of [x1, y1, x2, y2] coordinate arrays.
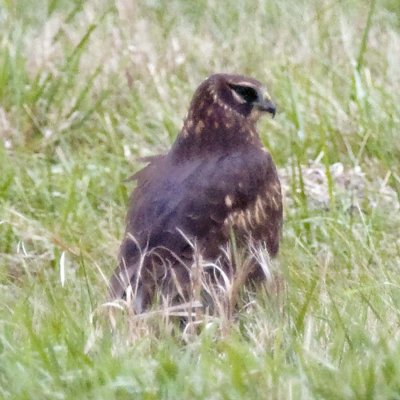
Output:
[[109, 146, 281, 298]]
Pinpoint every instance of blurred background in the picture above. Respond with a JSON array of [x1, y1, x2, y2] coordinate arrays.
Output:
[[1, 1, 400, 398]]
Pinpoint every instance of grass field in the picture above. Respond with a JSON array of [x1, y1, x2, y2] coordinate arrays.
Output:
[[1, 0, 400, 398]]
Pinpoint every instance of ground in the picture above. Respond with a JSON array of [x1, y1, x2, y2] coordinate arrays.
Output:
[[1, 0, 400, 399]]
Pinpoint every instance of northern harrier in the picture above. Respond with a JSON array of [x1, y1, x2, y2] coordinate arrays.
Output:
[[109, 73, 282, 312]]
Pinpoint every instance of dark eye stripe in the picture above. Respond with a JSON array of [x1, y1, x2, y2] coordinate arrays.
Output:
[[228, 84, 259, 103]]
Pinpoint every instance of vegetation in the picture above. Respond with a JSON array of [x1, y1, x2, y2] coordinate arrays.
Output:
[[1, 0, 400, 398]]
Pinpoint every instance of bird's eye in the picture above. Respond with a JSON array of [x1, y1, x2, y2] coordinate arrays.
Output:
[[228, 84, 259, 103]]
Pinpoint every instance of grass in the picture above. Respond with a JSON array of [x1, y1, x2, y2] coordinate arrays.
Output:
[[1, 0, 400, 398]]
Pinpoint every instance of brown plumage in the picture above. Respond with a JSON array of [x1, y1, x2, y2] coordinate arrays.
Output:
[[109, 73, 282, 312]]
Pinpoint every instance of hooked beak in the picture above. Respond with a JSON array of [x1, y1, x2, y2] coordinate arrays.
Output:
[[254, 90, 276, 117]]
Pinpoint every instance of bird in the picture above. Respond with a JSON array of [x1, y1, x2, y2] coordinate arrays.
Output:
[[109, 73, 283, 313]]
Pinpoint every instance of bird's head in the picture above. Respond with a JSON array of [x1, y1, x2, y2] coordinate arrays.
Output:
[[173, 73, 276, 160], [188, 73, 276, 123]]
